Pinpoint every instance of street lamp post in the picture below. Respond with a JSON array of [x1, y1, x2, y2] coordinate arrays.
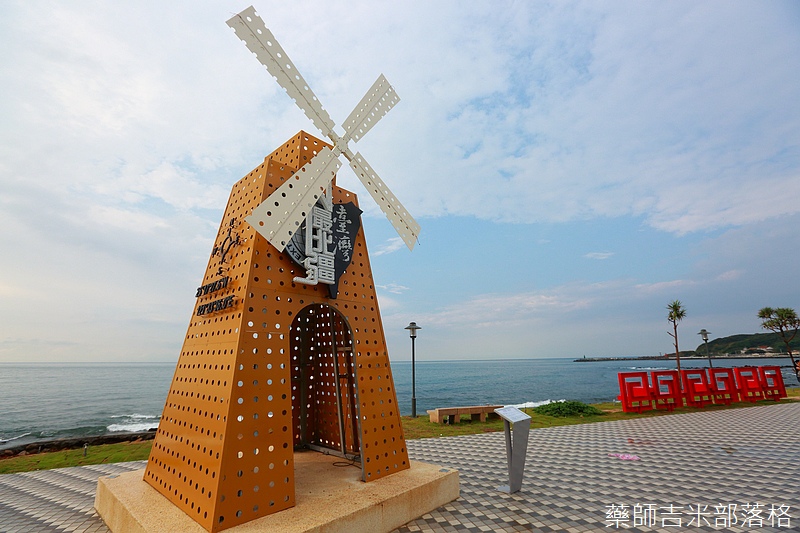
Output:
[[405, 321, 421, 418], [698, 329, 712, 368]]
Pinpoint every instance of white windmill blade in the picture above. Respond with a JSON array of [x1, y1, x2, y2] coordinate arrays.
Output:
[[349, 152, 420, 250], [227, 6, 337, 139], [246, 146, 341, 249], [342, 74, 400, 144]]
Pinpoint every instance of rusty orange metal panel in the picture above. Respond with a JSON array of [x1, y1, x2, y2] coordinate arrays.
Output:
[[144, 131, 409, 532]]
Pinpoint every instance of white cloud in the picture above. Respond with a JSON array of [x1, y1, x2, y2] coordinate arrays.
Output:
[[382, 262, 771, 360], [377, 283, 410, 295], [94, 161, 229, 211], [417, 290, 593, 330], [4, 2, 799, 240], [85, 206, 169, 234], [633, 279, 696, 296], [374, 2, 800, 236], [372, 237, 407, 256], [585, 252, 614, 260], [715, 270, 744, 282]]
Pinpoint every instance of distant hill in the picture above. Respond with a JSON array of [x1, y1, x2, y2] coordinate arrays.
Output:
[[695, 332, 800, 356]]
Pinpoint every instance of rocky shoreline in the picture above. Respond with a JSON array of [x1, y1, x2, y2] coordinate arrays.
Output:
[[0, 430, 156, 460]]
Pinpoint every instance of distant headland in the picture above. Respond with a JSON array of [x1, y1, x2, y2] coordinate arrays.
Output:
[[574, 332, 800, 362], [575, 353, 789, 362]]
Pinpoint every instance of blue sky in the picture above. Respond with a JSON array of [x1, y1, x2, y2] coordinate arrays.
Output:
[[1, 1, 799, 362]]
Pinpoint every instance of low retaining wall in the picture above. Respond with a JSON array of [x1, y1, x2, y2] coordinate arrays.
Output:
[[0, 431, 156, 459]]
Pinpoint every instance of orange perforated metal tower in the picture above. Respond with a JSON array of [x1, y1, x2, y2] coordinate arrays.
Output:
[[144, 131, 409, 532]]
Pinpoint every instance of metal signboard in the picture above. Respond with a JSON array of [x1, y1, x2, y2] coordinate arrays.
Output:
[[494, 406, 531, 493]]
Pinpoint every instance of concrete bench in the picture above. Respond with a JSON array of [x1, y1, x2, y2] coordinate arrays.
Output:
[[427, 405, 504, 424]]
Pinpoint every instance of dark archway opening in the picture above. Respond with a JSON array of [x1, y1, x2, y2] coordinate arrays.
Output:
[[290, 304, 360, 461]]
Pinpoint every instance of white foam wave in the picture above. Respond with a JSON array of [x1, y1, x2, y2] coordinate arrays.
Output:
[[107, 422, 158, 433], [0, 432, 31, 444], [107, 413, 160, 432], [505, 399, 565, 409]]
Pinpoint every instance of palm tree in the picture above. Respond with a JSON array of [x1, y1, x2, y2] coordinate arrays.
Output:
[[667, 300, 687, 384], [758, 307, 800, 384]]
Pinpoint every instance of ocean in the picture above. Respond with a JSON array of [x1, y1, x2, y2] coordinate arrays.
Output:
[[0, 358, 795, 451]]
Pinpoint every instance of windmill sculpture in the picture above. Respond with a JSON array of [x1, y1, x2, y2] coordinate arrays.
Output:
[[140, 6, 421, 532]]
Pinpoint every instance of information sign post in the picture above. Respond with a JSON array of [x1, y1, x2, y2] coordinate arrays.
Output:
[[494, 406, 532, 493]]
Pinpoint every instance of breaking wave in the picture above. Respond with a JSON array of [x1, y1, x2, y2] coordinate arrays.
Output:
[[505, 399, 565, 409], [107, 414, 160, 433], [0, 432, 31, 444]]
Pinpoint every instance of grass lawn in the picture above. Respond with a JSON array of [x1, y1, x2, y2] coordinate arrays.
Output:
[[1, 388, 797, 475], [0, 440, 153, 475]]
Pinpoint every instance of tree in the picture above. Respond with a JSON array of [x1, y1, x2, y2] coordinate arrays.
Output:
[[758, 307, 800, 384], [667, 300, 687, 383]]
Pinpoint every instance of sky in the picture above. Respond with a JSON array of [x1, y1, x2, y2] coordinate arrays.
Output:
[[1, 1, 799, 363]]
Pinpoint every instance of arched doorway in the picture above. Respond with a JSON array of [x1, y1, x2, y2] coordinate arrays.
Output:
[[290, 304, 360, 461]]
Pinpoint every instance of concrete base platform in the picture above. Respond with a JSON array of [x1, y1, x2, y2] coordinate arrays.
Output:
[[95, 452, 459, 533]]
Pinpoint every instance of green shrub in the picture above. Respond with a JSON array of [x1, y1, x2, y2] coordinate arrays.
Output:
[[533, 400, 605, 418]]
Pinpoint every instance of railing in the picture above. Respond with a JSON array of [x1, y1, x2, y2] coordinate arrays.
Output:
[[617, 366, 786, 413]]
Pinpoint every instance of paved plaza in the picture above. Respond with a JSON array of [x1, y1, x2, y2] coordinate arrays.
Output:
[[1, 402, 798, 532]]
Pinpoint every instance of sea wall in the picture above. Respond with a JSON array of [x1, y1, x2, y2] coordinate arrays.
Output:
[[0, 431, 155, 459]]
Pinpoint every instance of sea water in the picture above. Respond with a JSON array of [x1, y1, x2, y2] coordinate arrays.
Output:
[[0, 363, 172, 450], [0, 358, 794, 450]]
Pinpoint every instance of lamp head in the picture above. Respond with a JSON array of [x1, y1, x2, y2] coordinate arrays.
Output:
[[405, 321, 421, 338]]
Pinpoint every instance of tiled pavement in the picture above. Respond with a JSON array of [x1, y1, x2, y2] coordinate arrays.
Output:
[[0, 462, 145, 533], [398, 402, 800, 533], [1, 402, 798, 532]]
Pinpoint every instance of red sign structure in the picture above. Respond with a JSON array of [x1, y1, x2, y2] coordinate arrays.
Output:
[[617, 365, 786, 413]]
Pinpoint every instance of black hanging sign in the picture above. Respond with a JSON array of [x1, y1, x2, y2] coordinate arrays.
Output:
[[285, 201, 362, 299], [329, 202, 362, 298]]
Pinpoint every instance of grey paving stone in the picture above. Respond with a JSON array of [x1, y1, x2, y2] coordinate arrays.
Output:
[[0, 404, 798, 532]]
